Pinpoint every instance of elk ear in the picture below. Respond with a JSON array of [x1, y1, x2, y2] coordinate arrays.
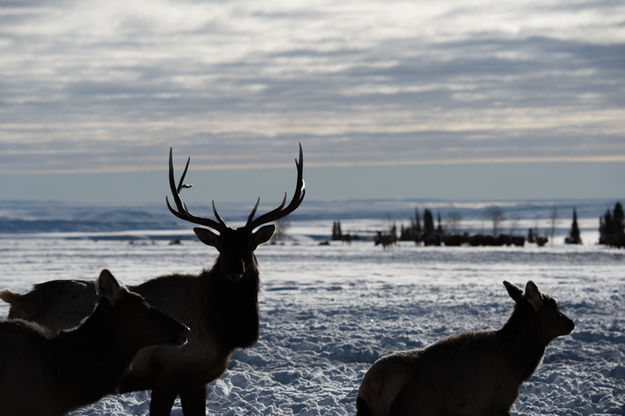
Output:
[[504, 281, 523, 303], [524, 281, 543, 310], [193, 227, 221, 249], [252, 225, 275, 248], [96, 269, 125, 305]]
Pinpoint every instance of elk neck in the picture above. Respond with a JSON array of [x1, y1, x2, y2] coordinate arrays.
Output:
[[202, 258, 261, 352], [50, 299, 135, 402], [497, 301, 547, 382]]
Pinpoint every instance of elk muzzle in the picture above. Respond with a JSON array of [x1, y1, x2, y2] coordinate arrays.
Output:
[[224, 259, 246, 280], [173, 325, 191, 346]]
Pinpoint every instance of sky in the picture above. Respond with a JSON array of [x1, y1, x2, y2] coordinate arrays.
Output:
[[0, 0, 624, 203]]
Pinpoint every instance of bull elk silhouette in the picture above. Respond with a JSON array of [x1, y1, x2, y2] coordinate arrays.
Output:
[[1, 144, 305, 416]]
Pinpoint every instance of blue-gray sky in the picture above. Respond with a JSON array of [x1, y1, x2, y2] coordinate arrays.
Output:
[[0, 0, 624, 203]]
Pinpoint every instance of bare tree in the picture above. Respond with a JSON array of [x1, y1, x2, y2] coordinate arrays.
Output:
[[484, 206, 505, 236], [509, 215, 520, 236], [446, 211, 463, 234], [549, 205, 558, 245]]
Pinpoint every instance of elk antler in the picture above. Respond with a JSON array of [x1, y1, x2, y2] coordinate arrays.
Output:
[[245, 143, 305, 230], [166, 144, 305, 233], [165, 148, 227, 233]]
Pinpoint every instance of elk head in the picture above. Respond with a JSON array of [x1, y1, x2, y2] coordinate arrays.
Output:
[[504, 280, 575, 343], [97, 269, 190, 351], [166, 144, 305, 280]]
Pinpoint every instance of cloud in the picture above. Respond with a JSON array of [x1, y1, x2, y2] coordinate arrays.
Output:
[[0, 0, 624, 175]]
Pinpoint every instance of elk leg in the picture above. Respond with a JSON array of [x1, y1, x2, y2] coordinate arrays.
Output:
[[149, 388, 178, 416], [180, 386, 207, 416]]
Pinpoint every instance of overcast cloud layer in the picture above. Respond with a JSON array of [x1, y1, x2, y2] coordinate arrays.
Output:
[[1, 0, 624, 174]]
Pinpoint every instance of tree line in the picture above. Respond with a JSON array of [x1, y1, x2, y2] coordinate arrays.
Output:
[[330, 201, 624, 248], [396, 207, 527, 247], [599, 202, 625, 248]]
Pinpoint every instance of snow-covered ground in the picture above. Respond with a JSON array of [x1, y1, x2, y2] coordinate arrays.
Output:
[[1, 221, 624, 415]]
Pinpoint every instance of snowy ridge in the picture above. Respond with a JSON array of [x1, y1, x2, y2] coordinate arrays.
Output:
[[0, 198, 619, 235]]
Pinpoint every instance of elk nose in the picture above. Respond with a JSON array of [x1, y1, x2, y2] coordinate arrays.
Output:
[[226, 260, 246, 279], [173, 325, 190, 346], [567, 318, 575, 333]]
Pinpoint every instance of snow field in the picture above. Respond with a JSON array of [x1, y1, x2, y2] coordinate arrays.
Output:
[[0, 234, 624, 415]]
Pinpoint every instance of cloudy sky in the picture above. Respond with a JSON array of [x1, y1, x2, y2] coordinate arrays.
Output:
[[1, 0, 624, 203]]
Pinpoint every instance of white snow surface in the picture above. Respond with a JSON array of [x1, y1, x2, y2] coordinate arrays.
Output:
[[1, 222, 624, 415]]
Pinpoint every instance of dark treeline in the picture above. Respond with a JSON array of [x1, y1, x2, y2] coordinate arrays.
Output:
[[397, 207, 527, 247], [329, 202, 624, 249], [331, 220, 360, 244], [599, 202, 625, 248]]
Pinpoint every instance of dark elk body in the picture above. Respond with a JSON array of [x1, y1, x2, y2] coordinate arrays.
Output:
[[0, 270, 189, 416], [0, 145, 305, 416], [357, 281, 575, 416]]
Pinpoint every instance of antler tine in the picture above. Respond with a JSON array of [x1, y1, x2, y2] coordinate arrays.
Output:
[[277, 192, 288, 210], [177, 156, 192, 193], [246, 143, 305, 230], [166, 148, 227, 232], [211, 201, 227, 227], [168, 148, 185, 212], [247, 197, 261, 225]]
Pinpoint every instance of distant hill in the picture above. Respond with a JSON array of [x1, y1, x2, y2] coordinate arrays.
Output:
[[0, 198, 620, 234]]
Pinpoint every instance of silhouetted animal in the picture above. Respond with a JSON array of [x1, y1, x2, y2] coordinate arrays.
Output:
[[0, 144, 305, 416], [0, 269, 189, 416], [374, 232, 396, 249], [357, 281, 574, 416]]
